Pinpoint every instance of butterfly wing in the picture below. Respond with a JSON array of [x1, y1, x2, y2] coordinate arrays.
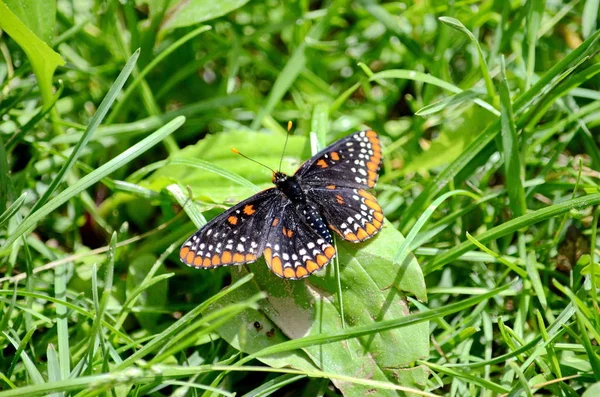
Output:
[[179, 188, 282, 268], [263, 202, 336, 279], [295, 130, 382, 189], [306, 186, 384, 242]]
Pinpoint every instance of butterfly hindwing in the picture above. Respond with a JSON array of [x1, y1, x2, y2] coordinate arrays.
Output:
[[306, 186, 384, 242], [295, 130, 382, 189], [179, 189, 281, 268], [263, 202, 336, 279]]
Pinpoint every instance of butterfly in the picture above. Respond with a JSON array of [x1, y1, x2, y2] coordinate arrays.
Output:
[[179, 130, 384, 280]]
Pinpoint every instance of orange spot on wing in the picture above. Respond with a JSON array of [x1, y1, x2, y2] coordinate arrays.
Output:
[[282, 227, 294, 238], [316, 254, 328, 266], [283, 267, 296, 278], [366, 223, 378, 235], [306, 260, 319, 272], [329, 224, 341, 235], [374, 211, 384, 222], [264, 248, 272, 264], [372, 219, 382, 229], [245, 253, 257, 262], [356, 228, 368, 240], [202, 258, 211, 267], [316, 159, 328, 168], [271, 218, 279, 227], [271, 256, 283, 276], [295, 266, 308, 278], [193, 256, 203, 266], [227, 215, 238, 225], [366, 130, 378, 138], [331, 152, 340, 161], [324, 245, 336, 258], [243, 204, 256, 215], [368, 170, 378, 183], [233, 253, 245, 262], [180, 246, 190, 259], [325, 184, 336, 190], [358, 189, 374, 200], [344, 232, 358, 241], [212, 255, 221, 266], [221, 251, 232, 263], [367, 161, 378, 171], [365, 199, 381, 211], [186, 251, 196, 263], [336, 195, 344, 205]]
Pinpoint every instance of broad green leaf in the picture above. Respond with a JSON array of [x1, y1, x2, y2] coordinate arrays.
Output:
[[161, 0, 251, 31], [206, 220, 428, 395], [0, 0, 64, 107], [4, 0, 56, 44]]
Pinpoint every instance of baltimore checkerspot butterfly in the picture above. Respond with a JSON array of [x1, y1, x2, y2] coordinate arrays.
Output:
[[179, 130, 384, 279]]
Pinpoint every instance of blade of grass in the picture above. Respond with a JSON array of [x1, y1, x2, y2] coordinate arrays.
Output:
[[465, 232, 527, 277], [423, 362, 509, 393], [54, 260, 70, 380], [46, 344, 61, 397], [3, 331, 45, 385], [499, 56, 526, 217], [369, 69, 499, 116], [583, 0, 600, 38], [0, 116, 185, 254], [0, 192, 27, 228], [438, 16, 495, 98], [525, 0, 545, 89]]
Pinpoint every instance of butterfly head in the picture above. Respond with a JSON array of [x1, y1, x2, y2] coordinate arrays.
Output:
[[272, 171, 288, 185]]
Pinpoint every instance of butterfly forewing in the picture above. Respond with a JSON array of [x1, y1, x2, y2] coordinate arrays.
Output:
[[263, 202, 336, 279], [295, 130, 382, 189], [179, 189, 281, 268]]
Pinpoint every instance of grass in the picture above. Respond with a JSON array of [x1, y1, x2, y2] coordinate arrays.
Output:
[[1, 0, 600, 396]]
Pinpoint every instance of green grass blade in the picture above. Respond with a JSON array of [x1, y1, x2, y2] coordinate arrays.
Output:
[[499, 56, 526, 217], [438, 16, 495, 98], [0, 192, 27, 228]]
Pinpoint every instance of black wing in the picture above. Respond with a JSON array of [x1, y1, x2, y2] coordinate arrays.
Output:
[[295, 130, 382, 189], [306, 186, 384, 243], [179, 189, 281, 268], [263, 202, 336, 280]]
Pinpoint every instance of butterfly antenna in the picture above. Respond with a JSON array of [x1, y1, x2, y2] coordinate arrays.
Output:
[[278, 121, 293, 171], [231, 148, 276, 173]]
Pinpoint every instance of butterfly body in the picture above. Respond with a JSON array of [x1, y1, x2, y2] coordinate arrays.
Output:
[[180, 130, 384, 280]]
